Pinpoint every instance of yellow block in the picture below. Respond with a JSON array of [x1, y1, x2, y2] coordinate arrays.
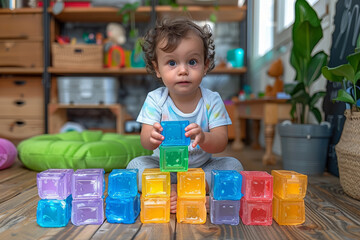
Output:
[[142, 168, 170, 198], [176, 197, 206, 224], [271, 170, 307, 200], [272, 194, 305, 225], [177, 168, 206, 198], [140, 196, 170, 223]]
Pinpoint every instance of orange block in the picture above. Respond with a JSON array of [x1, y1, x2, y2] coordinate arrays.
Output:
[[177, 168, 206, 198], [272, 194, 305, 225], [271, 170, 307, 200], [176, 197, 207, 224], [140, 196, 170, 223]]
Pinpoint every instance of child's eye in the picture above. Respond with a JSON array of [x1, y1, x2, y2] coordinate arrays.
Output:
[[189, 59, 197, 66], [168, 60, 176, 66]]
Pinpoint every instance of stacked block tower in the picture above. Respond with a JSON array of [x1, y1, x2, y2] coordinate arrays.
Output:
[[36, 169, 73, 227], [106, 169, 140, 224], [240, 171, 273, 225], [71, 168, 105, 226], [177, 168, 207, 224], [272, 170, 307, 225], [210, 170, 243, 225], [140, 168, 171, 223]]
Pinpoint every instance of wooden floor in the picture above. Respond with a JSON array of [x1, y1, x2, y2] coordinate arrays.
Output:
[[1, 143, 360, 240]]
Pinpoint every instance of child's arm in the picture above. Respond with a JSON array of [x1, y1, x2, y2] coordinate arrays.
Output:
[[185, 124, 228, 153], [140, 122, 164, 150]]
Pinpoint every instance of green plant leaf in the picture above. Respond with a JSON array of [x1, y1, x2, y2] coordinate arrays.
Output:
[[290, 104, 297, 121], [209, 13, 217, 23], [290, 50, 302, 81], [310, 106, 322, 123], [355, 71, 360, 83], [322, 66, 344, 82], [307, 51, 328, 87], [122, 13, 130, 25], [347, 51, 360, 73], [309, 91, 326, 108], [324, 64, 355, 84], [333, 89, 356, 104]]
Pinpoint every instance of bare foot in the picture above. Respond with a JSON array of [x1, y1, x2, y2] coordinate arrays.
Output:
[[170, 184, 177, 213]]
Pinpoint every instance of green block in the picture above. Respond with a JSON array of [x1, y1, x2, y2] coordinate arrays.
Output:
[[159, 146, 188, 172]]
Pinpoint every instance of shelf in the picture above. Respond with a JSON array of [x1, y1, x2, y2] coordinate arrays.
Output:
[[0, 8, 43, 14], [50, 5, 246, 22], [48, 66, 246, 75], [48, 103, 122, 109], [0, 67, 43, 75]]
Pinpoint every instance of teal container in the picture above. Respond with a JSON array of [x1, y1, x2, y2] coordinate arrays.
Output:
[[130, 50, 146, 68], [226, 48, 244, 68]]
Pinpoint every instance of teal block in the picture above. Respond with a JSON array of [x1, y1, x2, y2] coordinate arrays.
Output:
[[159, 145, 188, 172]]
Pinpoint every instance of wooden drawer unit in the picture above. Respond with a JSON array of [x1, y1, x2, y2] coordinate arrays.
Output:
[[0, 41, 43, 68], [0, 76, 44, 118], [0, 118, 44, 139], [0, 13, 42, 40]]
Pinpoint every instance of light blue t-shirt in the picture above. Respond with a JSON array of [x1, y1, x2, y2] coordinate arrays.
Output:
[[137, 86, 232, 167]]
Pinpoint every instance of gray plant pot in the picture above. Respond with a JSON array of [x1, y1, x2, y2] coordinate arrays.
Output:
[[278, 121, 332, 175]]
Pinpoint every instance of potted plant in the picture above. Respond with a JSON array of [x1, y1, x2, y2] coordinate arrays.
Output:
[[321, 37, 360, 200], [278, 0, 332, 175]]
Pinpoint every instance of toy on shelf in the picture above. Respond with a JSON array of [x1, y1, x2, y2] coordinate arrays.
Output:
[[210, 170, 242, 225], [140, 168, 171, 223], [272, 170, 307, 225], [105, 23, 127, 68], [0, 138, 17, 170], [240, 171, 273, 226], [159, 121, 190, 172], [71, 169, 105, 226], [265, 58, 284, 97], [106, 169, 140, 224], [177, 168, 207, 224], [36, 169, 74, 227]]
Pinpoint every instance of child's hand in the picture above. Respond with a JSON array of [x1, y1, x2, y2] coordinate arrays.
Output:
[[185, 123, 205, 148], [149, 122, 164, 147]]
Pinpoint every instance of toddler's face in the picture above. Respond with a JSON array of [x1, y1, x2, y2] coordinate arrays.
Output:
[[153, 32, 208, 98]]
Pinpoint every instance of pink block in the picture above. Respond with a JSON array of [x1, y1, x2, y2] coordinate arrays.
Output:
[[0, 138, 17, 170], [241, 171, 273, 201], [239, 198, 272, 225]]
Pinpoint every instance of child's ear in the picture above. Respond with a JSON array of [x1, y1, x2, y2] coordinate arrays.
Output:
[[152, 61, 161, 78]]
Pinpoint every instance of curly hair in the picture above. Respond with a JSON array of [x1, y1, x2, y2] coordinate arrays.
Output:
[[141, 17, 215, 80]]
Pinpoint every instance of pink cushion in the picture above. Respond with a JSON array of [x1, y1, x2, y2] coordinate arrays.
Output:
[[0, 138, 17, 170]]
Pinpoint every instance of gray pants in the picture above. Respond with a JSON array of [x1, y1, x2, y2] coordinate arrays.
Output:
[[126, 155, 244, 192]]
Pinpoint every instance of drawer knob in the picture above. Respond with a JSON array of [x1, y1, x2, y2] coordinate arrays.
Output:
[[14, 100, 25, 106], [9, 121, 25, 132], [14, 80, 26, 86]]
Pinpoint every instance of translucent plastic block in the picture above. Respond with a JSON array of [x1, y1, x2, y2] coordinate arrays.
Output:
[[211, 170, 242, 200], [177, 168, 206, 198], [108, 169, 138, 198], [210, 196, 240, 225], [142, 168, 170, 198], [161, 121, 190, 146], [105, 193, 140, 224], [272, 170, 307, 200], [239, 198, 272, 226], [241, 171, 273, 201], [37, 195, 72, 227], [272, 194, 305, 225], [71, 198, 104, 226], [140, 196, 170, 223], [37, 169, 73, 200], [176, 197, 206, 224], [159, 145, 188, 172], [72, 169, 105, 199]]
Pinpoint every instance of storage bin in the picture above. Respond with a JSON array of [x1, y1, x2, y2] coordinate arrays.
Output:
[[52, 44, 103, 69], [57, 77, 119, 105]]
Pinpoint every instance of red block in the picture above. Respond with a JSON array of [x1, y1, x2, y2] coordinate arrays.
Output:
[[241, 171, 273, 201], [239, 198, 272, 225]]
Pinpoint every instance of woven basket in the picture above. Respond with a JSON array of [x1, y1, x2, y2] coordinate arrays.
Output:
[[335, 110, 360, 200], [52, 43, 103, 68]]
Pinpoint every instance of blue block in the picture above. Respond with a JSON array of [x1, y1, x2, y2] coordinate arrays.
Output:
[[105, 193, 140, 224], [211, 170, 243, 200], [161, 121, 190, 146], [108, 169, 138, 198], [37, 195, 72, 227]]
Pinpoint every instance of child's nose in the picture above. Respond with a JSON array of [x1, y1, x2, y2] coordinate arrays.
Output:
[[178, 64, 188, 75]]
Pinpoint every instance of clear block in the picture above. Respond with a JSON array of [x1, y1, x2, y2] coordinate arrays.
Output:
[[272, 194, 305, 225], [210, 196, 240, 225], [159, 145, 188, 172], [272, 170, 307, 200], [211, 170, 243, 200], [71, 198, 104, 226], [241, 171, 273, 201], [160, 121, 190, 146], [142, 168, 170, 198], [36, 195, 72, 227], [105, 193, 140, 224], [108, 169, 138, 198], [72, 169, 105, 199], [176, 197, 207, 224], [140, 196, 170, 223], [177, 168, 206, 198], [37, 169, 73, 200], [239, 198, 272, 226]]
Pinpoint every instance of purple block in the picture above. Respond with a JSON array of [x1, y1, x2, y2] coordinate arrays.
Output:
[[72, 169, 105, 199], [37, 169, 73, 200], [71, 198, 104, 226], [210, 196, 240, 225]]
